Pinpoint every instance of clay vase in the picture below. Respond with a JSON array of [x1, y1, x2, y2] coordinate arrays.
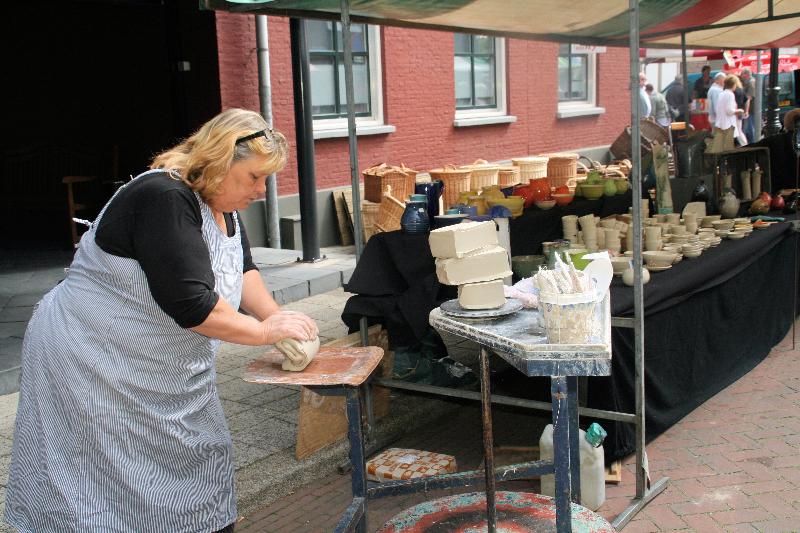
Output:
[[401, 198, 429, 234], [514, 184, 536, 208], [718, 189, 741, 219], [603, 179, 617, 197], [415, 180, 444, 218], [528, 178, 551, 202]]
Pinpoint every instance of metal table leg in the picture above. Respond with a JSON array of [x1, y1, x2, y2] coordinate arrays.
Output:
[[567, 375, 581, 504], [551, 377, 573, 533], [478, 347, 497, 533], [335, 386, 367, 533]]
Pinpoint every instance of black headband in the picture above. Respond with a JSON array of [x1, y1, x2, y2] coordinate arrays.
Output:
[[235, 129, 274, 144]]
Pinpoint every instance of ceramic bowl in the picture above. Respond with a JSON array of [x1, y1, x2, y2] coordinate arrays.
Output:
[[614, 179, 630, 194], [642, 251, 677, 267], [487, 196, 525, 217], [552, 193, 575, 206], [712, 220, 735, 231], [611, 257, 630, 275], [727, 231, 747, 240], [534, 199, 557, 210], [581, 184, 605, 200], [511, 255, 545, 279], [683, 249, 702, 258]]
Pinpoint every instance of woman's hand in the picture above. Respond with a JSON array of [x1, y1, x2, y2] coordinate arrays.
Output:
[[260, 311, 318, 345]]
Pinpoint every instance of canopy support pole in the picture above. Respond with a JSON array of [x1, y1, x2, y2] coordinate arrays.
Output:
[[681, 33, 689, 123], [613, 0, 669, 528], [765, 48, 782, 136], [290, 17, 321, 261], [339, 0, 369, 350], [256, 15, 281, 249], [755, 51, 764, 141]]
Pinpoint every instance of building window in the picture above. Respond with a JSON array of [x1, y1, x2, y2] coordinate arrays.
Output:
[[306, 20, 394, 139], [557, 44, 604, 119], [453, 34, 514, 127]]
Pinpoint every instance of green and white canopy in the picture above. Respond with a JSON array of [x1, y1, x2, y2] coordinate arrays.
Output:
[[205, 0, 800, 49]]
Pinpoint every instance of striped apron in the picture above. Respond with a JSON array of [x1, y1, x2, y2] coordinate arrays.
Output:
[[5, 170, 242, 532]]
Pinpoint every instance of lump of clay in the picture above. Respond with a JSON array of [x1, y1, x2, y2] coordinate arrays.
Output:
[[429, 220, 498, 259], [435, 245, 512, 285], [276, 337, 320, 372], [458, 279, 505, 310]]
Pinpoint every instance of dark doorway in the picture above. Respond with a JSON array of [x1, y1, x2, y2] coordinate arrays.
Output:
[[1, 0, 221, 248]]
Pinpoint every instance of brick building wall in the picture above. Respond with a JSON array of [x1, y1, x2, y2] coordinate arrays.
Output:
[[216, 12, 632, 196]]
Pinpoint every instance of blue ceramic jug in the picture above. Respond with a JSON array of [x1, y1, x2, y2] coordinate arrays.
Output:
[[401, 196, 430, 234], [414, 180, 445, 218]]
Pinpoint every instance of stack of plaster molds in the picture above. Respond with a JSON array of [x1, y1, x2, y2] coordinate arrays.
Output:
[[429, 221, 512, 310]]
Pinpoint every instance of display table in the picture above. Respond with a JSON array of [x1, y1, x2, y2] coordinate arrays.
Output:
[[595, 219, 799, 461], [343, 219, 800, 463], [509, 192, 633, 256], [427, 300, 612, 533]]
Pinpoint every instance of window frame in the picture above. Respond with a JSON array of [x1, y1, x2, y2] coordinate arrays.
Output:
[[307, 22, 393, 139], [557, 44, 605, 119], [454, 35, 514, 126]]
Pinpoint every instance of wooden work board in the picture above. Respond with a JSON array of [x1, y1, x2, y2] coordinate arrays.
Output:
[[243, 345, 383, 387]]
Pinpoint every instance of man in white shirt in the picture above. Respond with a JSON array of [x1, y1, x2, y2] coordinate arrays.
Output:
[[709, 75, 743, 153], [707, 72, 726, 125], [639, 72, 651, 119]]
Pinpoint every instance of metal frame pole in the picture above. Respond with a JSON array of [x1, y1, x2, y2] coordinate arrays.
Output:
[[290, 17, 321, 261], [754, 51, 763, 141], [681, 33, 689, 124], [613, 0, 670, 528], [256, 15, 281, 249]]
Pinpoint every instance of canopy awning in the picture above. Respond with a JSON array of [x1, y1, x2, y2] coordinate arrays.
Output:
[[206, 0, 800, 49]]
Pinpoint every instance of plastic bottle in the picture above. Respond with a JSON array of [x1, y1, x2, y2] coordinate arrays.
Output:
[[539, 422, 607, 510]]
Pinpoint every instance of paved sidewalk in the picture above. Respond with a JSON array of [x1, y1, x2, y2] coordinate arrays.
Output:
[[0, 246, 356, 395], [237, 324, 800, 532]]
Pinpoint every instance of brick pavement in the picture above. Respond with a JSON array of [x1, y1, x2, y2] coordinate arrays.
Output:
[[238, 324, 800, 532]]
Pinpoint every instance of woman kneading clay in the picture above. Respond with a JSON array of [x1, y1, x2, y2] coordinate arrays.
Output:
[[4, 109, 318, 533]]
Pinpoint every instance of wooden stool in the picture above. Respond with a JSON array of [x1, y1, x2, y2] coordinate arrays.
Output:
[[62, 175, 97, 248]]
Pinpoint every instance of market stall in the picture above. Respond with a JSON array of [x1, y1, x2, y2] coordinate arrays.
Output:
[[208, 0, 800, 531]]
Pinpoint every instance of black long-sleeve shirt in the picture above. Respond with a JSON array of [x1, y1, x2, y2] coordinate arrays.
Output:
[[95, 171, 257, 328]]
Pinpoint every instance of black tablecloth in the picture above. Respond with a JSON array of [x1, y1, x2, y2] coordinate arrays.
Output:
[[509, 191, 633, 256], [343, 217, 800, 464], [342, 231, 455, 347], [594, 221, 798, 462]]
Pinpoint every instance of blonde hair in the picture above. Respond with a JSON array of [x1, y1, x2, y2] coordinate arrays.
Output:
[[151, 108, 288, 200], [723, 75, 740, 90]]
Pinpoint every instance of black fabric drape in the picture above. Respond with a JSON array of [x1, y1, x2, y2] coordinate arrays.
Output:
[[510, 192, 633, 256], [592, 231, 798, 462]]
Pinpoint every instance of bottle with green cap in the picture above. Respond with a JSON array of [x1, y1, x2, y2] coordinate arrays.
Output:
[[539, 422, 607, 510]]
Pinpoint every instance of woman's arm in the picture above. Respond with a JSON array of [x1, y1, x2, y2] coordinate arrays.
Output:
[[191, 294, 316, 345], [240, 269, 281, 320]]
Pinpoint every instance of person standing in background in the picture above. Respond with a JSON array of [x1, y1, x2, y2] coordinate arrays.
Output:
[[665, 74, 686, 122], [646, 84, 671, 127], [707, 72, 726, 126], [693, 65, 713, 99], [733, 75, 749, 146], [709, 75, 744, 153], [741, 67, 756, 143], [639, 72, 651, 120]]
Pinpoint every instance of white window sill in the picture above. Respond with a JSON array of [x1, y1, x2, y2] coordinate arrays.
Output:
[[556, 106, 606, 119], [453, 115, 517, 128], [313, 124, 396, 140]]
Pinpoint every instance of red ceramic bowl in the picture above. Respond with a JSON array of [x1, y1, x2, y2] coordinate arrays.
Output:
[[552, 193, 574, 206]]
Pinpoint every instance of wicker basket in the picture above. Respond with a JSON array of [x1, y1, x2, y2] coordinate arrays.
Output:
[[429, 165, 472, 209], [362, 200, 381, 241], [538, 153, 578, 189], [460, 159, 499, 190], [363, 163, 418, 203], [375, 186, 405, 232], [512, 156, 549, 182], [497, 166, 521, 187]]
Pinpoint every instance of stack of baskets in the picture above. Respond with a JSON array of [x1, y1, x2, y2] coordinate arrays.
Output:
[[362, 163, 418, 204], [460, 159, 499, 190], [429, 165, 472, 210], [497, 166, 521, 188], [511, 156, 549, 183], [374, 185, 405, 233], [541, 153, 579, 190], [361, 200, 381, 241]]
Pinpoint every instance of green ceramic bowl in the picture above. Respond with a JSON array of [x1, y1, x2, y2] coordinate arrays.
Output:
[[581, 184, 605, 200], [511, 254, 546, 279]]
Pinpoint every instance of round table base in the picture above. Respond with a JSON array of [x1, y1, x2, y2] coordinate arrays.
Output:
[[377, 491, 614, 533]]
